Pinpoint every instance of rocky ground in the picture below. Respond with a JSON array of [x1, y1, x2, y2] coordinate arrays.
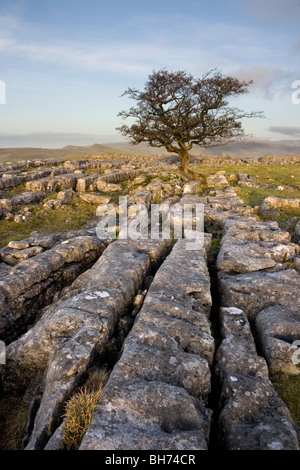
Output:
[[0, 152, 300, 450]]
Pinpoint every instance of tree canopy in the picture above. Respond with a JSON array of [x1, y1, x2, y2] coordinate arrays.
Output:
[[117, 69, 263, 173]]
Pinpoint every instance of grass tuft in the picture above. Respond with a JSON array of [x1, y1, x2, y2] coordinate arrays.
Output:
[[0, 397, 29, 450], [62, 368, 109, 450]]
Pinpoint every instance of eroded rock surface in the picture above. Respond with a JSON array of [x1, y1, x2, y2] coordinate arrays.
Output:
[[80, 239, 214, 450], [215, 307, 299, 450], [0, 235, 107, 343], [2, 239, 171, 450]]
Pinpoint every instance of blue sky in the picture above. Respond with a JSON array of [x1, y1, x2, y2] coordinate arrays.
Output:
[[0, 0, 299, 147]]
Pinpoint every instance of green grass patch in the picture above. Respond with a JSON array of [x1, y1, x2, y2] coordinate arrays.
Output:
[[0, 195, 99, 248], [84, 168, 104, 175], [2, 183, 27, 199], [211, 238, 221, 251], [194, 162, 300, 188], [194, 162, 300, 227], [235, 186, 300, 208], [269, 370, 300, 427]]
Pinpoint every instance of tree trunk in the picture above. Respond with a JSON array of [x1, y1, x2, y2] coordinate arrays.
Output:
[[178, 147, 190, 175]]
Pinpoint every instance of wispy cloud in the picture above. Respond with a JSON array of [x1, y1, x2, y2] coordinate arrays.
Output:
[[0, 12, 290, 78], [232, 65, 296, 98], [269, 126, 300, 137]]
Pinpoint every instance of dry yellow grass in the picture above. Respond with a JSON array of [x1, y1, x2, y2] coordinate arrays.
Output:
[[62, 368, 109, 450]]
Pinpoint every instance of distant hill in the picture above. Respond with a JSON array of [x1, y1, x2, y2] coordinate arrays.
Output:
[[0, 142, 162, 163], [0, 139, 299, 163], [100, 139, 300, 159], [192, 139, 300, 158]]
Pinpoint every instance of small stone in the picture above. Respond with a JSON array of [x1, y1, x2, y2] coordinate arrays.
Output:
[[56, 189, 75, 205], [79, 193, 111, 205], [8, 240, 30, 250]]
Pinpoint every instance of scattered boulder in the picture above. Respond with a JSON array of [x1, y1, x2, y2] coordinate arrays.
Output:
[[95, 179, 122, 193], [206, 171, 228, 188], [237, 173, 257, 187], [56, 189, 75, 205], [8, 240, 30, 250], [14, 213, 31, 223], [182, 180, 203, 195], [259, 196, 300, 218], [79, 193, 111, 205], [43, 199, 62, 210], [0, 246, 43, 265], [255, 305, 300, 375], [0, 199, 13, 219], [11, 191, 45, 208], [219, 269, 300, 322]]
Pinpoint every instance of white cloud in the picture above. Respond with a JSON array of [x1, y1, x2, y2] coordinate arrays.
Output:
[[268, 126, 300, 137], [0, 12, 287, 78], [231, 65, 296, 99]]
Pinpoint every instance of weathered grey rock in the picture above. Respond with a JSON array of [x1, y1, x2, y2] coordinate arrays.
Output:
[[0, 236, 106, 343], [0, 174, 21, 190], [128, 188, 152, 209], [75, 174, 100, 192], [219, 269, 300, 322], [216, 219, 298, 273], [182, 180, 203, 195], [293, 220, 300, 244], [8, 240, 30, 250], [206, 171, 228, 188], [0, 199, 13, 219], [11, 191, 45, 208], [218, 374, 299, 450], [79, 193, 111, 205], [80, 380, 211, 450], [43, 199, 62, 210], [237, 173, 257, 187], [131, 175, 148, 185], [80, 239, 214, 451], [2, 239, 170, 450], [215, 307, 269, 383], [215, 307, 299, 450], [217, 242, 277, 272], [255, 305, 300, 374], [95, 178, 122, 193], [0, 246, 43, 266], [100, 169, 143, 184], [203, 187, 255, 236], [26, 174, 78, 192], [56, 189, 75, 205], [259, 196, 300, 217]]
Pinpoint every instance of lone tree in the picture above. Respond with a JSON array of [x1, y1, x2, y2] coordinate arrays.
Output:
[[117, 69, 263, 174]]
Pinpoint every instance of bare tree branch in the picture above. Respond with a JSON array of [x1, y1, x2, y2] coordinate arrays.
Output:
[[116, 69, 264, 173]]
